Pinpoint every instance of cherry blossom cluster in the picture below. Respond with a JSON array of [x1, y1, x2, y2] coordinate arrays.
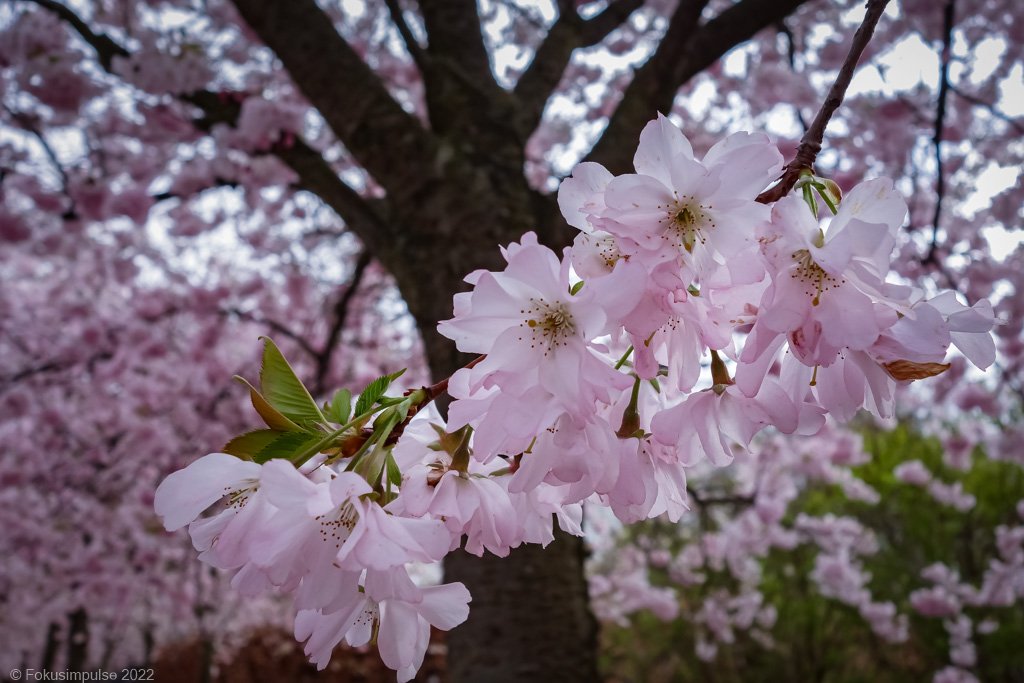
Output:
[[154, 115, 998, 679]]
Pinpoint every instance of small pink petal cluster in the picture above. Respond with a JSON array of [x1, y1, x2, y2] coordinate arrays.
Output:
[[154, 115, 998, 678]]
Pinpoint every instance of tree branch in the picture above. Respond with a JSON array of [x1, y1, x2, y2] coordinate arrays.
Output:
[[22, 0, 129, 70], [756, 0, 891, 204], [2, 104, 76, 217], [949, 83, 1024, 135], [582, 0, 645, 46], [418, 0, 496, 89], [926, 0, 955, 264], [28, 0, 397, 260], [686, 486, 754, 508], [383, 0, 428, 74], [222, 308, 319, 360], [314, 249, 374, 396], [228, 0, 439, 196], [514, 0, 643, 135], [588, 0, 810, 174]]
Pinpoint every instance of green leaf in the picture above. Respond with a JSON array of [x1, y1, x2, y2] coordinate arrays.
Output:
[[324, 388, 352, 424], [385, 451, 403, 488], [234, 376, 303, 432], [354, 369, 406, 417], [253, 430, 322, 464], [223, 429, 287, 460], [258, 337, 325, 424], [569, 279, 585, 295]]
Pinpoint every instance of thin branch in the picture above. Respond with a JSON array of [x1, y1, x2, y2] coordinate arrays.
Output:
[[588, 0, 810, 174], [756, 0, 891, 204], [514, 0, 643, 135], [419, 355, 486, 406], [926, 0, 955, 264], [1, 352, 113, 389], [227, 0, 440, 223], [222, 308, 318, 360], [949, 83, 1024, 135], [499, 0, 549, 31], [776, 20, 810, 132], [29, 0, 398, 259], [22, 0, 129, 70], [2, 105, 76, 217], [686, 486, 755, 508], [314, 249, 374, 395], [383, 0, 428, 73], [3, 361, 65, 385]]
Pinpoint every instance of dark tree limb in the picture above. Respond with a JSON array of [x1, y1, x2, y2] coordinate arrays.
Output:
[[756, 0, 891, 203], [413, 0, 528, 155], [314, 249, 373, 395], [228, 0, 439, 195], [926, 0, 955, 264], [687, 486, 755, 507], [383, 0, 428, 73], [418, 0, 495, 88], [22, 0, 129, 69], [514, 0, 643, 135], [588, 0, 810, 174]]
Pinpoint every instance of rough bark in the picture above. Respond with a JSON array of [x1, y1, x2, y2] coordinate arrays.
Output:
[[444, 527, 600, 683]]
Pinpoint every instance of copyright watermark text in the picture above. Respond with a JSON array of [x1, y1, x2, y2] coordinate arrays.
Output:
[[9, 670, 152, 681]]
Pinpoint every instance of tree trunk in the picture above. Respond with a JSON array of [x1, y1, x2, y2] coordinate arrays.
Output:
[[66, 608, 88, 672], [398, 198, 600, 682], [444, 528, 600, 683]]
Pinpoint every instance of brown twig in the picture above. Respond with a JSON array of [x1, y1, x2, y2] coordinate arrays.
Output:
[[419, 354, 486, 406], [314, 249, 373, 395], [926, 0, 955, 264], [756, 0, 891, 204], [382, 0, 427, 73], [686, 486, 755, 508], [2, 104, 76, 217], [949, 83, 1024, 136]]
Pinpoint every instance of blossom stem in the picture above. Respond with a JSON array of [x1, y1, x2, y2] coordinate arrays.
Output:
[[292, 414, 366, 467], [614, 345, 634, 370], [756, 0, 891, 204]]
